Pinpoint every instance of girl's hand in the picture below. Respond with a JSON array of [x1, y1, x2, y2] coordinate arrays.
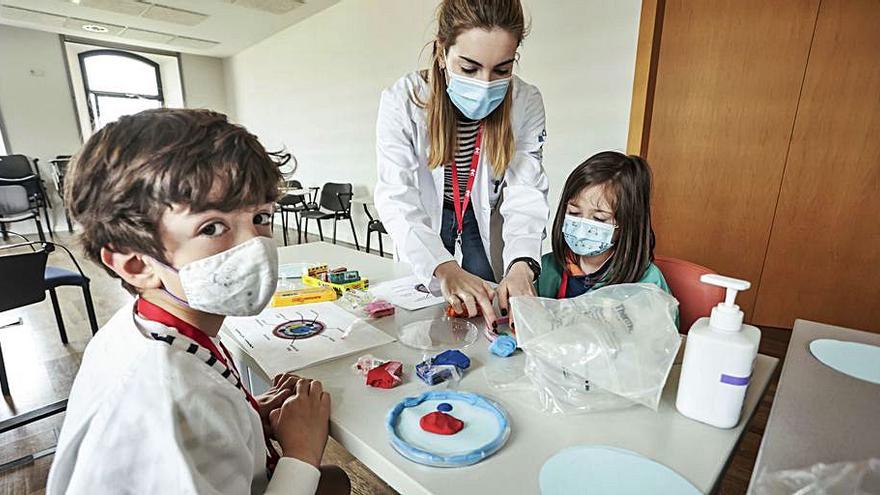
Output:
[[435, 261, 497, 324], [497, 261, 536, 317]]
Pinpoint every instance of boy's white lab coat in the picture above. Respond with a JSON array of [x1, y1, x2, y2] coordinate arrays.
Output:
[[46, 302, 319, 495], [375, 72, 550, 285]]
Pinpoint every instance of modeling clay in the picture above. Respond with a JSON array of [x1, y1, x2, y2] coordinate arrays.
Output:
[[367, 361, 404, 389], [420, 403, 464, 435], [489, 335, 517, 357]]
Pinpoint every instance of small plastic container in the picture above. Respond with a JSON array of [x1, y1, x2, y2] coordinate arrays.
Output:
[[398, 318, 479, 351]]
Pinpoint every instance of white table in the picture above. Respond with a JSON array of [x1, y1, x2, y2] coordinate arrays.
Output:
[[224, 242, 778, 495]]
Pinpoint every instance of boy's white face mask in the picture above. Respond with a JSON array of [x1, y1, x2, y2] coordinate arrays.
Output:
[[156, 236, 279, 316]]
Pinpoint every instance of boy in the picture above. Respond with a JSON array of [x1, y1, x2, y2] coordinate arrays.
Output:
[[47, 109, 349, 494]]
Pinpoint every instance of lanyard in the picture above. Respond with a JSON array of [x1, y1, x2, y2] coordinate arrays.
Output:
[[450, 124, 484, 238], [136, 298, 281, 472], [557, 271, 569, 299]]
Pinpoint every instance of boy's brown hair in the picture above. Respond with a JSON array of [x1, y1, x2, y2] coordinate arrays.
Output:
[[65, 108, 281, 293]]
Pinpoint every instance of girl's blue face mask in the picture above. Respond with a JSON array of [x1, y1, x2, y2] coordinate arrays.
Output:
[[446, 71, 511, 120], [562, 215, 617, 257]]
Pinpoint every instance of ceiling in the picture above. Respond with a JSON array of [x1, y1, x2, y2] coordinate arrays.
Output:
[[0, 0, 339, 57]]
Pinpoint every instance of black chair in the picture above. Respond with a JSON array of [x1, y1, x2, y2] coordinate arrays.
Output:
[[276, 180, 311, 246], [0, 155, 53, 238], [49, 155, 73, 232], [299, 183, 360, 250], [0, 233, 99, 350], [363, 203, 388, 257], [0, 185, 46, 242]]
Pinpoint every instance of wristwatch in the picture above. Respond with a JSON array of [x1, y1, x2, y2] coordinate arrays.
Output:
[[506, 257, 541, 281]]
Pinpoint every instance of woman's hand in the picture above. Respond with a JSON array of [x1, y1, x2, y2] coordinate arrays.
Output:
[[496, 261, 536, 317], [435, 261, 497, 324]]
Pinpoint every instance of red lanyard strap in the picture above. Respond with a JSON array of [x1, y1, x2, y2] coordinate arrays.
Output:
[[136, 298, 281, 472], [450, 124, 484, 237]]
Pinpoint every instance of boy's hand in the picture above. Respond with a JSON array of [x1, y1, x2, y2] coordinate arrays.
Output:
[[269, 378, 331, 468], [255, 372, 301, 430]]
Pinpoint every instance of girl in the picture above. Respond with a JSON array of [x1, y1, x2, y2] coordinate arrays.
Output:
[[536, 151, 671, 299]]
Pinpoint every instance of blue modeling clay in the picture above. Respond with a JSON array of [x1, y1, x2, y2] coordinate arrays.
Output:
[[416, 362, 458, 385], [489, 335, 517, 357], [437, 402, 453, 412], [433, 349, 471, 370]]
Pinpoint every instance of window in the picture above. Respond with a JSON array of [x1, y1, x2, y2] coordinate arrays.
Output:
[[78, 50, 164, 131]]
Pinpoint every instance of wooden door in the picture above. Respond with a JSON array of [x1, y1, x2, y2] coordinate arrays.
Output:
[[640, 0, 820, 319], [752, 0, 880, 332]]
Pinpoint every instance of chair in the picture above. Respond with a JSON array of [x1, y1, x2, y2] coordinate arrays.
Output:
[[49, 155, 73, 232], [0, 185, 45, 242], [0, 233, 99, 350], [276, 179, 310, 246], [363, 203, 388, 257], [0, 155, 53, 238], [654, 256, 726, 333], [299, 183, 360, 250]]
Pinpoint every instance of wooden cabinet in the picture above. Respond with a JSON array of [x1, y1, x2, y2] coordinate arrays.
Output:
[[630, 0, 880, 332]]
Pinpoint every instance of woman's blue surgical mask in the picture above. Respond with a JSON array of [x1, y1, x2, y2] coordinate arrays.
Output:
[[446, 71, 511, 120], [562, 215, 617, 257]]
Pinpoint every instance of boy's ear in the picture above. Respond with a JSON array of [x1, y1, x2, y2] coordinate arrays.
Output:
[[100, 246, 163, 290]]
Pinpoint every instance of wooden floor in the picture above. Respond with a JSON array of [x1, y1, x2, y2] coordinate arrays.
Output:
[[0, 230, 790, 495]]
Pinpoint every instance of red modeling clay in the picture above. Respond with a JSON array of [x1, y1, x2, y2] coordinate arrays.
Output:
[[419, 411, 464, 435], [366, 361, 403, 389]]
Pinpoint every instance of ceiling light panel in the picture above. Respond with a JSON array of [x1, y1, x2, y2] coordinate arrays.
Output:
[[141, 3, 208, 26], [72, 0, 149, 17], [119, 27, 175, 43], [224, 0, 304, 15], [168, 36, 219, 49], [63, 17, 126, 34], [0, 5, 68, 27]]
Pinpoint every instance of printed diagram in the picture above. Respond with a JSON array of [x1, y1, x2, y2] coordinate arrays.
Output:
[[371, 276, 446, 311], [255, 310, 347, 349], [224, 301, 396, 376]]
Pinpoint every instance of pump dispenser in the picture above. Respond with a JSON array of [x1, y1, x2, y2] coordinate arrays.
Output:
[[675, 274, 761, 428]]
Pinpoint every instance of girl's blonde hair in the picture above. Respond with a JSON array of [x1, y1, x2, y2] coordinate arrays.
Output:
[[412, 0, 527, 177]]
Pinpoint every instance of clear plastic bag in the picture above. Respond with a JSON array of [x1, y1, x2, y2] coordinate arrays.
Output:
[[508, 283, 681, 414], [753, 458, 880, 495]]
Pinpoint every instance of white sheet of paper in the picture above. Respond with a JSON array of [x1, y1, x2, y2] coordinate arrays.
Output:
[[224, 302, 395, 377], [370, 275, 446, 311]]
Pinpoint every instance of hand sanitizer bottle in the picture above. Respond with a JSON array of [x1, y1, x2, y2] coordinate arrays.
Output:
[[675, 274, 761, 429]]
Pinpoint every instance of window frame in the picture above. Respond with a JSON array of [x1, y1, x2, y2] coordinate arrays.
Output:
[[77, 49, 165, 131]]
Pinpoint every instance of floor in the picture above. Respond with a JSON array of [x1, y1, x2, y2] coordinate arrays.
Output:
[[0, 229, 790, 495]]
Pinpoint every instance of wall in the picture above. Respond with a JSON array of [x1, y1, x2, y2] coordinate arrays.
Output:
[[0, 25, 82, 171], [0, 24, 228, 233], [181, 53, 228, 115], [224, 0, 642, 251]]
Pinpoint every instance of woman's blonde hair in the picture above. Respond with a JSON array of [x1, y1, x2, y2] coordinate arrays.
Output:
[[413, 0, 527, 177]]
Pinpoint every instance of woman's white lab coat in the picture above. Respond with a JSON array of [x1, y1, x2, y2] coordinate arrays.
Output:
[[46, 302, 319, 495], [374, 72, 550, 285]]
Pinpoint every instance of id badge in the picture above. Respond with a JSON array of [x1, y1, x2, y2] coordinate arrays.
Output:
[[453, 233, 463, 266]]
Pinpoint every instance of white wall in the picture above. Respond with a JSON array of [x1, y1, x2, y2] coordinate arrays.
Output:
[[181, 54, 228, 115], [224, 0, 642, 252], [0, 25, 84, 233], [0, 25, 82, 168], [0, 24, 228, 233]]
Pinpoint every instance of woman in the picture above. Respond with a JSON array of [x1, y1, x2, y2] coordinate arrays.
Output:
[[375, 0, 549, 325]]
